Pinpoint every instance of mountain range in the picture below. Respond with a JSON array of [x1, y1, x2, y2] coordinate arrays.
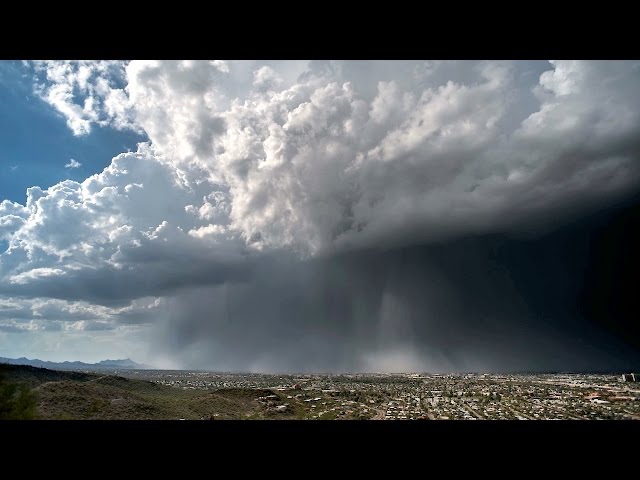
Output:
[[0, 356, 149, 370]]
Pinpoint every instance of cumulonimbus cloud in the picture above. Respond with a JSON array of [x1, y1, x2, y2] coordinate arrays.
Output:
[[124, 60, 640, 254], [1, 60, 640, 352]]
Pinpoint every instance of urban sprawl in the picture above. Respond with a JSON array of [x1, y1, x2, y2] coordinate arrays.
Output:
[[120, 371, 640, 420]]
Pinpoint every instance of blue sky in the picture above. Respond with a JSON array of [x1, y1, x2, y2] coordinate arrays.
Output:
[[0, 61, 146, 204]]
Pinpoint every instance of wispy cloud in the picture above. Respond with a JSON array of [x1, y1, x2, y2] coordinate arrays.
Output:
[[65, 159, 81, 169]]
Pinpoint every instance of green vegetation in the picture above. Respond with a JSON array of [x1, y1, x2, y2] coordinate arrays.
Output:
[[0, 365, 37, 419]]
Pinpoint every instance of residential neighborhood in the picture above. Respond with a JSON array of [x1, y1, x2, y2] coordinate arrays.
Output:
[[125, 370, 640, 420]]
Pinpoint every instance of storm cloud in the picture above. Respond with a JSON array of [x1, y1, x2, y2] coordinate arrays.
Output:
[[149, 211, 640, 372], [1, 60, 640, 370]]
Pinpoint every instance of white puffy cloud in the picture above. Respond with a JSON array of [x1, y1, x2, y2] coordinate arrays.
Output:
[[0, 142, 248, 306], [253, 65, 283, 91], [30, 60, 140, 135], [0, 200, 29, 241]]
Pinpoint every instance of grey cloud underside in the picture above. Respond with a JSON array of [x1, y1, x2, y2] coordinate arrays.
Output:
[[2, 60, 640, 370], [0, 258, 251, 306]]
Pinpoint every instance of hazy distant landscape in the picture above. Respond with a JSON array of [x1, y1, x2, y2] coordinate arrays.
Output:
[[2, 362, 639, 420]]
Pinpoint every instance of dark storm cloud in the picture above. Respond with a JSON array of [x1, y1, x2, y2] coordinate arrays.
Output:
[[4, 61, 640, 305], [2, 61, 640, 371], [150, 194, 640, 372]]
